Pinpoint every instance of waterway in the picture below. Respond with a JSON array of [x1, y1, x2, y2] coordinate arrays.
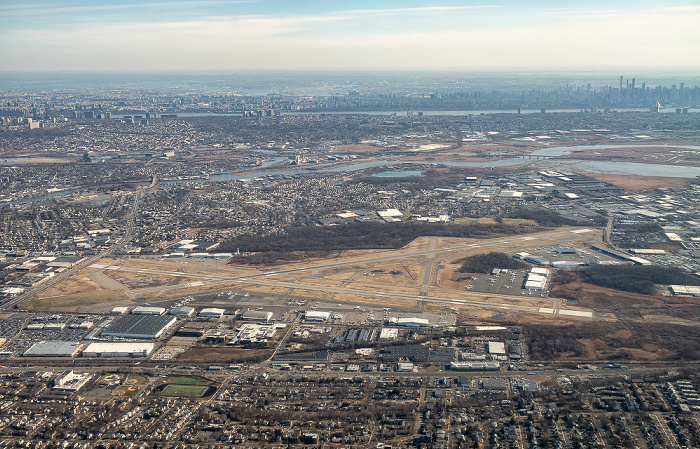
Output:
[[204, 143, 700, 181], [4, 143, 700, 206]]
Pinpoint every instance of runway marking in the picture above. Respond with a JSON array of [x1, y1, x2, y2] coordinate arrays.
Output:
[[559, 309, 594, 317]]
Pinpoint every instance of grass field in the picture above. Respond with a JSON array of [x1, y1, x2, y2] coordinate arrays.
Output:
[[24, 289, 128, 312], [173, 376, 200, 385], [161, 384, 209, 398], [125, 375, 148, 385]]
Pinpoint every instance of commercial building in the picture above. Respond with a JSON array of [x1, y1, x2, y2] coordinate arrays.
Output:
[[396, 362, 415, 372], [101, 314, 177, 339], [524, 268, 550, 291], [132, 306, 166, 315], [82, 342, 155, 358], [377, 208, 404, 222], [241, 310, 273, 322], [487, 342, 506, 355], [379, 328, 398, 340], [53, 370, 93, 391], [481, 377, 509, 391], [169, 306, 195, 317], [524, 255, 550, 265], [198, 308, 225, 318], [232, 323, 278, 344], [669, 285, 700, 296], [551, 261, 580, 268], [395, 317, 429, 327], [23, 341, 83, 357], [449, 362, 501, 371], [304, 311, 331, 322]]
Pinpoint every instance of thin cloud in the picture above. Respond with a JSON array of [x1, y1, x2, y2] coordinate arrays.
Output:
[[660, 5, 700, 12], [0, 0, 255, 16], [1, 1, 697, 71], [341, 5, 501, 16], [202, 6, 500, 26]]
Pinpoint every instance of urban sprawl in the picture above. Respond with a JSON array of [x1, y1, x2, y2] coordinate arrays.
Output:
[[1, 75, 700, 448]]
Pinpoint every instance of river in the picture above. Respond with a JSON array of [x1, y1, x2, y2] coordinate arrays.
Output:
[[204, 144, 700, 181], [4, 143, 699, 206]]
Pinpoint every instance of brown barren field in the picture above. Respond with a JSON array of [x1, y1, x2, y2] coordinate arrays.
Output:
[[178, 347, 273, 363], [583, 173, 689, 190]]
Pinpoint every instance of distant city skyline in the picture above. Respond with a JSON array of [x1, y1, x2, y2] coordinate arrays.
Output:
[[1, 0, 699, 72]]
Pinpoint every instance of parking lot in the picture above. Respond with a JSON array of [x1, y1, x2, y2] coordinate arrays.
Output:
[[467, 269, 535, 296]]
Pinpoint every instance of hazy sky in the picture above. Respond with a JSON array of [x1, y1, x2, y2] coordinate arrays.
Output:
[[1, 0, 699, 72]]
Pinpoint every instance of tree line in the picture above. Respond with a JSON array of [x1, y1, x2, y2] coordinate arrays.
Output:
[[224, 221, 527, 264], [580, 264, 700, 295], [457, 252, 529, 274]]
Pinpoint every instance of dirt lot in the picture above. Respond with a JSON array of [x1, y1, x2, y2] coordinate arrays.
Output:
[[178, 347, 273, 363], [583, 173, 690, 190], [22, 289, 129, 312], [39, 273, 105, 298], [550, 278, 700, 321]]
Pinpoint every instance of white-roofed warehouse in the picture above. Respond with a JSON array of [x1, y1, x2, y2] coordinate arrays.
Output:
[[241, 310, 273, 322], [198, 308, 225, 318], [487, 342, 506, 355], [396, 317, 429, 327], [132, 306, 166, 315], [304, 311, 331, 322], [82, 342, 154, 358]]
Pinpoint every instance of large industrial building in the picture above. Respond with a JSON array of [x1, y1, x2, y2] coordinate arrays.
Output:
[[449, 362, 500, 371], [304, 311, 331, 322], [241, 310, 274, 322], [132, 306, 166, 315], [82, 342, 155, 358], [524, 268, 550, 291], [395, 317, 429, 327], [169, 306, 195, 317], [487, 342, 506, 355], [198, 308, 225, 318], [23, 341, 83, 357], [101, 314, 177, 339]]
